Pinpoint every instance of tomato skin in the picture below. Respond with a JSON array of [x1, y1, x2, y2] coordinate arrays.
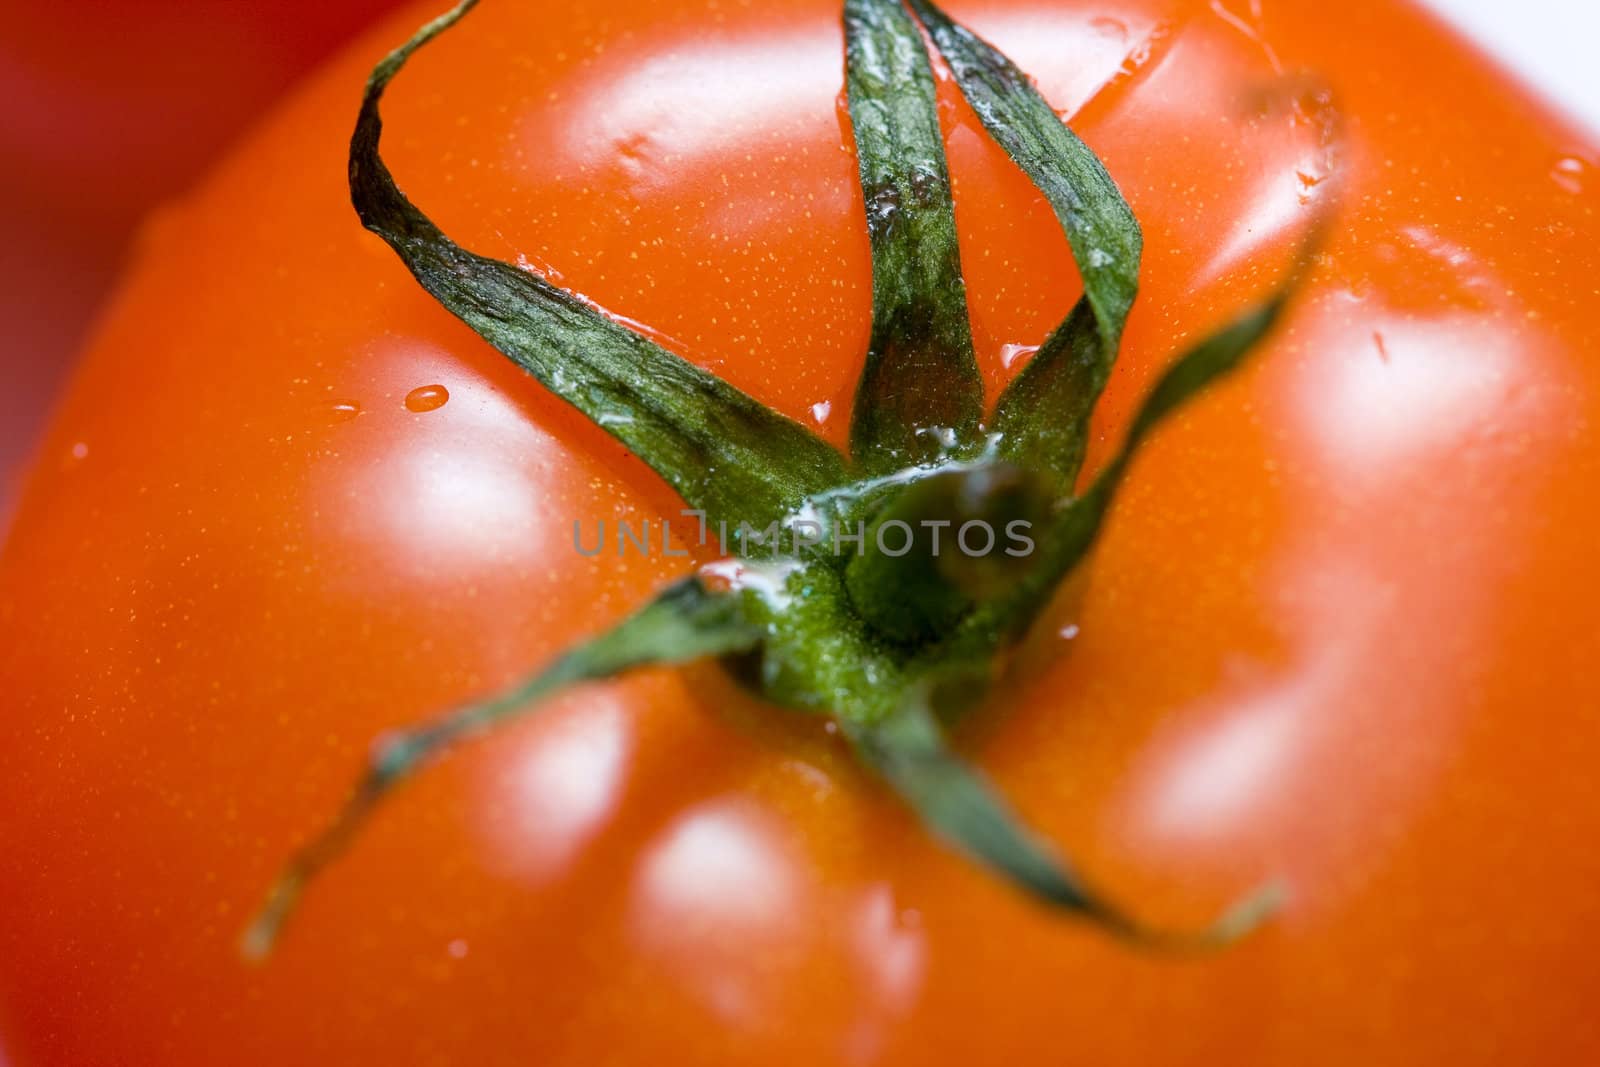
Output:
[[0, 0, 405, 512], [2, 0, 1599, 1063]]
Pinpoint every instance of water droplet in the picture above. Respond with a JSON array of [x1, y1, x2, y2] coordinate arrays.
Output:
[[1294, 169, 1329, 205], [912, 425, 959, 450], [1551, 156, 1589, 195], [1000, 343, 1040, 370], [328, 400, 362, 423], [514, 252, 565, 285], [70, 442, 89, 461], [1059, 624, 1080, 640], [1120, 40, 1154, 75], [447, 939, 469, 960], [404, 384, 450, 413], [609, 311, 689, 354], [1090, 16, 1128, 40], [809, 400, 833, 426]]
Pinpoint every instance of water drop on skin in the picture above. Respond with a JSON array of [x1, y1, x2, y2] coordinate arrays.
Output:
[[405, 385, 450, 413], [1551, 156, 1588, 196], [328, 400, 362, 423], [58, 441, 89, 474], [1000, 343, 1040, 371], [1090, 16, 1128, 40], [810, 400, 832, 426]]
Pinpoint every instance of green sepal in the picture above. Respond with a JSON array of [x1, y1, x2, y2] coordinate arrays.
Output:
[[991, 300, 1111, 493], [248, 0, 1340, 960], [846, 690, 1279, 949], [844, 0, 986, 472], [909, 0, 1141, 495], [351, 0, 848, 534], [843, 463, 1052, 646], [946, 247, 1320, 653], [243, 576, 762, 958]]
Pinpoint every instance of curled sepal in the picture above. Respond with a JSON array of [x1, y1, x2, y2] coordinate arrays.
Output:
[[242, 577, 762, 959], [953, 228, 1329, 648], [843, 463, 1052, 646], [908, 0, 1141, 494], [351, 0, 847, 533], [844, 0, 985, 472], [845, 692, 1279, 950]]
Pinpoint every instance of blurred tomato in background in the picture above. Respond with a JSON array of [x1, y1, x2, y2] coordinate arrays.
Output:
[[0, 0, 403, 516]]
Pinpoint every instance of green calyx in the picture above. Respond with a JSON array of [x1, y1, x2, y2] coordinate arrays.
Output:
[[246, 0, 1331, 958]]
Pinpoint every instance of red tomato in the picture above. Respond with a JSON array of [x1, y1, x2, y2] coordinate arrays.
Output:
[[0, 0, 403, 513], [2, 0, 1598, 1064]]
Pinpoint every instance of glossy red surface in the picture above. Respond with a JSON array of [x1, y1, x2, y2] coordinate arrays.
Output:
[[0, 0, 403, 515], [2, 0, 1597, 1063]]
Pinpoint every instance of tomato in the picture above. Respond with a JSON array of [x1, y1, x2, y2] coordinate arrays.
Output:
[[2, 0, 1598, 1063], [0, 0, 404, 512]]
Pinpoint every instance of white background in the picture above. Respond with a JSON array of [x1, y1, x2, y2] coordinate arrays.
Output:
[[1419, 0, 1600, 134]]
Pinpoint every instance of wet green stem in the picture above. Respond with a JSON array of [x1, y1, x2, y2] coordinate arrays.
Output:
[[246, 0, 1336, 958]]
